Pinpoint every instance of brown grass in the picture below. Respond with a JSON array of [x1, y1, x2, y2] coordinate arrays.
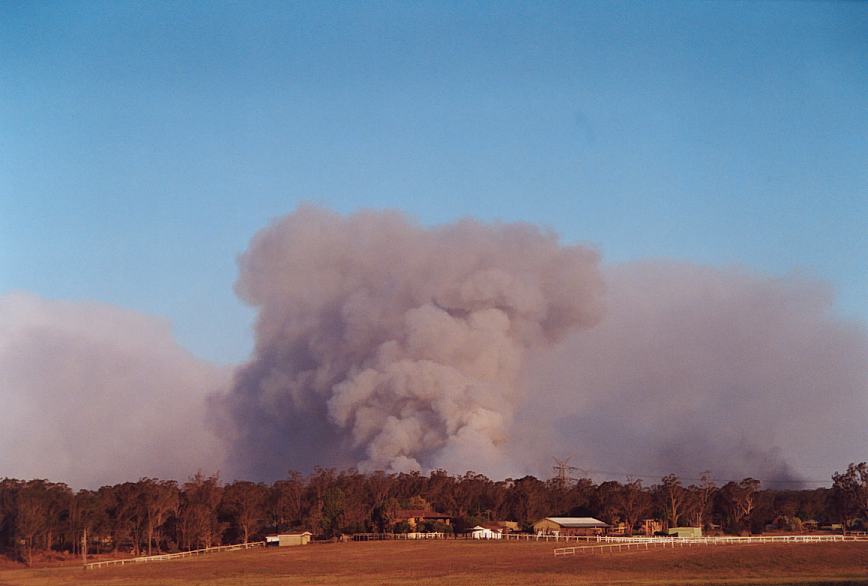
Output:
[[2, 541, 867, 586]]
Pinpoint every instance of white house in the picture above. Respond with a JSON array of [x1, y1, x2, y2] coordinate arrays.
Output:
[[468, 525, 503, 539]]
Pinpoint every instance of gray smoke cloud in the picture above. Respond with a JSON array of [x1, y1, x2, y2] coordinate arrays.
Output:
[[0, 292, 227, 488], [218, 208, 868, 485], [522, 261, 868, 485], [216, 206, 605, 479]]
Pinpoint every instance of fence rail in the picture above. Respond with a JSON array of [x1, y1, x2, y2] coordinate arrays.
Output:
[[351, 532, 868, 545], [553, 534, 868, 557], [597, 535, 866, 544], [503, 533, 601, 543], [352, 532, 448, 541], [352, 532, 603, 542], [352, 533, 605, 542], [85, 541, 266, 569]]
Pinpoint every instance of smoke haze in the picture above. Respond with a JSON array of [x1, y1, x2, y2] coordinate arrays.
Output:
[[3, 208, 866, 487], [523, 262, 868, 484], [0, 293, 226, 488]]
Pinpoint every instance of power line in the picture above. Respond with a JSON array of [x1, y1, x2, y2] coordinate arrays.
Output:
[[574, 467, 834, 487]]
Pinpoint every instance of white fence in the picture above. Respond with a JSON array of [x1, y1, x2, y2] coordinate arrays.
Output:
[[352, 532, 446, 541], [85, 541, 266, 569], [597, 534, 864, 544], [553, 534, 868, 557], [351, 532, 868, 546], [555, 541, 690, 557], [353, 532, 593, 542], [503, 533, 600, 543]]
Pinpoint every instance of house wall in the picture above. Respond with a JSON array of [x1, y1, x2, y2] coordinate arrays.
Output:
[[666, 527, 702, 538], [560, 527, 603, 536]]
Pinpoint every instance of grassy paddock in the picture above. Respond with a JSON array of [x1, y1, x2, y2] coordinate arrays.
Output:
[[1, 540, 867, 585]]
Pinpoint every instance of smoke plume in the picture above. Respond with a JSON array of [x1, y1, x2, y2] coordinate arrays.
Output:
[[217, 206, 604, 478], [0, 292, 226, 488], [219, 208, 868, 484]]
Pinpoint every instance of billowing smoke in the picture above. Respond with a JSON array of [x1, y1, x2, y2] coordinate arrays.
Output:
[[0, 292, 227, 488], [216, 206, 605, 479], [522, 262, 868, 485], [219, 208, 868, 485]]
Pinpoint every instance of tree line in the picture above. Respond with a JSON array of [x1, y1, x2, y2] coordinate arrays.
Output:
[[2, 463, 867, 565]]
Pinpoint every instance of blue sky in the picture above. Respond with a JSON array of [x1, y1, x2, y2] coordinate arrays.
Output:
[[1, 0, 866, 365]]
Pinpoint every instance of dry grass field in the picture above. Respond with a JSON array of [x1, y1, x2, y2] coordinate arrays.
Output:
[[2, 541, 868, 586]]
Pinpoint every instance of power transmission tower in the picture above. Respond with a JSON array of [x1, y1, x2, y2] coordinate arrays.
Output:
[[552, 457, 581, 487]]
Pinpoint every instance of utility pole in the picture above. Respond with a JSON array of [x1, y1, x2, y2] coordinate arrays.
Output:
[[81, 527, 87, 567]]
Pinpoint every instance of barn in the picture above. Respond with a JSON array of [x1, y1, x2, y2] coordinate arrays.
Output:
[[533, 517, 610, 536]]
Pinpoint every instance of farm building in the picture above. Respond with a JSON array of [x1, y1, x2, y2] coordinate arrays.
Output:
[[667, 527, 702, 538], [466, 525, 503, 539], [265, 532, 313, 547], [533, 517, 610, 536], [395, 509, 453, 529]]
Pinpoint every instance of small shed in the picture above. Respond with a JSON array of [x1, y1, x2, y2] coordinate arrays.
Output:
[[266, 532, 313, 547]]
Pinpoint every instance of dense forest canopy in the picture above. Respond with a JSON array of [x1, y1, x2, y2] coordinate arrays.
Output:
[[2, 463, 867, 566]]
